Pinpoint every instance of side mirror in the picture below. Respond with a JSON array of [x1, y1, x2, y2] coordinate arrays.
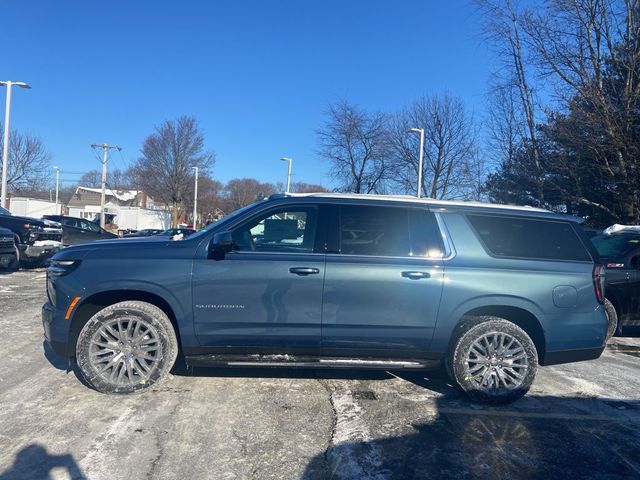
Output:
[[210, 231, 234, 259]]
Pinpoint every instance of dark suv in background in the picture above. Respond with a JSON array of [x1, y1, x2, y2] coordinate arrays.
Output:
[[42, 193, 607, 404], [591, 227, 640, 336], [43, 215, 117, 246], [0, 206, 63, 266]]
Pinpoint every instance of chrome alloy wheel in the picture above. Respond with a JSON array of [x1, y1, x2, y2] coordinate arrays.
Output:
[[87, 317, 162, 386], [465, 332, 529, 390]]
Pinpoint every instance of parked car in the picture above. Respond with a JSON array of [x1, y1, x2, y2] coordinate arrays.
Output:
[[123, 228, 164, 238], [0, 226, 18, 269], [43, 215, 117, 246], [156, 227, 196, 238], [0, 206, 63, 266], [42, 193, 607, 404], [590, 225, 640, 337]]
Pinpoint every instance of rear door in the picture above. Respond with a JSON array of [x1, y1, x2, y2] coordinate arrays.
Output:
[[321, 203, 445, 358]]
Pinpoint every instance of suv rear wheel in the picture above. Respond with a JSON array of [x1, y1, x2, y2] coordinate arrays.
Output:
[[75, 301, 178, 394], [448, 317, 538, 404], [603, 298, 618, 340]]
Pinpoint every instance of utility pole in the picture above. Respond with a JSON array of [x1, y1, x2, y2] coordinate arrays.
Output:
[[0, 80, 31, 209], [53, 166, 60, 214], [409, 128, 425, 198], [90, 143, 121, 228], [280, 157, 293, 193], [192, 166, 199, 229]]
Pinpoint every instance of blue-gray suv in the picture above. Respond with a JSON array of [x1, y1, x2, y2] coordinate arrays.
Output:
[[42, 193, 608, 404]]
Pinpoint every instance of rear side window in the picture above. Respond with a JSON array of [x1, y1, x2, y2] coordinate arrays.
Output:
[[467, 214, 591, 262], [338, 205, 443, 258]]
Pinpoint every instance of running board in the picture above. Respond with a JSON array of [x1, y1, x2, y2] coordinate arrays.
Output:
[[184, 354, 438, 370]]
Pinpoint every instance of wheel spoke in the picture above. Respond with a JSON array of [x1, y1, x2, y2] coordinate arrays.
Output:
[[88, 316, 162, 387], [466, 331, 529, 395]]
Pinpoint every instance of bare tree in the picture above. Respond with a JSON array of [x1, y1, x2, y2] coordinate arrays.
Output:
[[524, 0, 640, 221], [131, 116, 215, 226], [79, 168, 133, 190], [317, 100, 390, 194], [290, 182, 327, 193], [388, 93, 480, 200], [476, 0, 545, 206], [0, 126, 52, 196], [224, 178, 277, 211]]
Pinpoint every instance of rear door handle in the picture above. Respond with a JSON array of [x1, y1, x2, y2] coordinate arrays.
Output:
[[289, 267, 320, 276], [402, 271, 431, 280]]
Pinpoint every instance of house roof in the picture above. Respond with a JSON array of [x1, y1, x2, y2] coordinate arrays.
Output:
[[75, 186, 139, 202]]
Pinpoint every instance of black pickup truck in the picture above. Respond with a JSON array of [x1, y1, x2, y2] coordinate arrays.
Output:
[[0, 205, 63, 266]]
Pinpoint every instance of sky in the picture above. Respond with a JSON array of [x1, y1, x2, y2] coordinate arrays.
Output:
[[0, 0, 494, 189]]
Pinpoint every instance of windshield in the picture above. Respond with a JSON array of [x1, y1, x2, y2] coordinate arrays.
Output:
[[591, 233, 640, 258], [187, 200, 268, 240], [0, 206, 10, 216]]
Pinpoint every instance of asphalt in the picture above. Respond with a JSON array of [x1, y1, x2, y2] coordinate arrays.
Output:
[[1, 269, 639, 479]]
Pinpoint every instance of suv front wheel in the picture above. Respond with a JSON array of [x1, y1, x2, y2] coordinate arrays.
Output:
[[76, 301, 178, 394], [448, 317, 538, 404]]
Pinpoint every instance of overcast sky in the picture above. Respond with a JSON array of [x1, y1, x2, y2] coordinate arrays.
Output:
[[1, 0, 494, 188]]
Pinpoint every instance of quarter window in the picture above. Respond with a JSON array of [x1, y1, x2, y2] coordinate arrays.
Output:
[[467, 214, 591, 261]]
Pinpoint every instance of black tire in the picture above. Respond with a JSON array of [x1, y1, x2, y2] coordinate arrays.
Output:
[[76, 301, 178, 394], [7, 236, 20, 271], [604, 298, 619, 340], [448, 317, 538, 405]]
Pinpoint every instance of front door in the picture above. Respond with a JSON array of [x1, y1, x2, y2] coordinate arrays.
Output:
[[322, 204, 445, 358], [192, 204, 325, 353]]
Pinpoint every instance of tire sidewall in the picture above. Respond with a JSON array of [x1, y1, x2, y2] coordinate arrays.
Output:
[[76, 301, 178, 394], [451, 318, 538, 405], [604, 298, 618, 340]]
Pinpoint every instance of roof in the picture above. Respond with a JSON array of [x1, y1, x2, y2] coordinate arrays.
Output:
[[76, 186, 139, 202], [271, 192, 550, 213]]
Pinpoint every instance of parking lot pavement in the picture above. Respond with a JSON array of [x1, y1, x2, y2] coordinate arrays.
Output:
[[1, 270, 639, 480]]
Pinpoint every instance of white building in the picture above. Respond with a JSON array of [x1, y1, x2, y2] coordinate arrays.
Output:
[[67, 186, 170, 231], [9, 197, 61, 217]]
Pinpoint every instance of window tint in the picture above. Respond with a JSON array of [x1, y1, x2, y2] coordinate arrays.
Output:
[[591, 233, 640, 258], [467, 214, 591, 261], [232, 207, 317, 253], [81, 220, 100, 233], [408, 209, 446, 258], [338, 206, 409, 257]]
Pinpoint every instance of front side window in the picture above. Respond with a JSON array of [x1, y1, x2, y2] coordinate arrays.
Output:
[[81, 220, 100, 233], [467, 214, 591, 262], [232, 207, 317, 253]]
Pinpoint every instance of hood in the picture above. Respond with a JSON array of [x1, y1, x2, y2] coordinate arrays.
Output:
[[0, 227, 13, 236], [2, 214, 46, 227], [51, 235, 173, 261]]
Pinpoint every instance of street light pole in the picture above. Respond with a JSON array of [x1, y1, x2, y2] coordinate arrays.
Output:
[[192, 166, 199, 229], [90, 143, 121, 228], [53, 166, 60, 214], [280, 157, 292, 193], [409, 128, 425, 198], [0, 80, 31, 209]]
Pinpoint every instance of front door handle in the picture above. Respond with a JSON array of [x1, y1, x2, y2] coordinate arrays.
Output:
[[289, 267, 320, 276], [402, 271, 431, 280]]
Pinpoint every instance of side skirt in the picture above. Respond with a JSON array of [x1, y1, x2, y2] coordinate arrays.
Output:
[[184, 354, 441, 370]]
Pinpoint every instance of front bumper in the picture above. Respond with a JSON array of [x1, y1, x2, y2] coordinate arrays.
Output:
[[42, 301, 68, 357], [20, 242, 63, 261]]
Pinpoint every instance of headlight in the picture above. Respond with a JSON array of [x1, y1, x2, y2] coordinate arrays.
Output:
[[47, 259, 81, 276]]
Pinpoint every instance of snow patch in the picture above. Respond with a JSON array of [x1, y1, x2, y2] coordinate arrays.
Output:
[[327, 387, 387, 480], [32, 240, 63, 248]]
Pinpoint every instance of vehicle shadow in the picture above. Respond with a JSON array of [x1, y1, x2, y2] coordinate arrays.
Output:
[[299, 389, 640, 480], [619, 325, 640, 337], [0, 443, 86, 480]]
